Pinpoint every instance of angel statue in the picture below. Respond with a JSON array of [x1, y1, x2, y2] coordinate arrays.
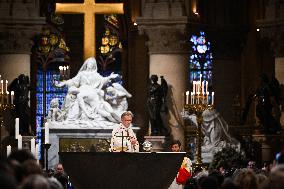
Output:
[[147, 75, 169, 136]]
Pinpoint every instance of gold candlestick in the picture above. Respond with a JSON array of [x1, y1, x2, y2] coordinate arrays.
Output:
[[184, 103, 213, 169], [183, 74, 214, 170]]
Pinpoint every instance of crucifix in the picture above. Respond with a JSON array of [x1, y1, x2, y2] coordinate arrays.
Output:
[[116, 130, 130, 152], [55, 0, 124, 59]]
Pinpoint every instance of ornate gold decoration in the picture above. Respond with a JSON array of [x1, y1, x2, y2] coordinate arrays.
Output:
[[183, 75, 214, 170], [55, 0, 124, 59], [184, 103, 213, 169], [100, 45, 110, 54], [109, 35, 118, 46], [102, 37, 109, 45]]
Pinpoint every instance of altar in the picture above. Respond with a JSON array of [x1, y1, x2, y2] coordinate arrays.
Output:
[[59, 152, 185, 189], [48, 124, 140, 169]]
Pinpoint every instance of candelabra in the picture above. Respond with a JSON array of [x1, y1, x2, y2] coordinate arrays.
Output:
[[0, 75, 15, 155], [183, 74, 214, 169], [58, 66, 70, 80]]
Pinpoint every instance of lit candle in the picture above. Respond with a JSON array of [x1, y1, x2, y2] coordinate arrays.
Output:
[[202, 81, 205, 95], [186, 91, 189, 104], [45, 122, 49, 144], [59, 66, 63, 79], [196, 81, 200, 95], [206, 92, 209, 104], [7, 145, 11, 157], [11, 91, 14, 104], [200, 74, 202, 85], [1, 80, 3, 94], [6, 91, 9, 104], [205, 81, 208, 94], [192, 81, 196, 94], [212, 92, 215, 105], [31, 138, 35, 156], [5, 80, 8, 93], [15, 118, 19, 139], [18, 134, 22, 149], [191, 92, 193, 104], [63, 66, 66, 79], [66, 66, 70, 79]]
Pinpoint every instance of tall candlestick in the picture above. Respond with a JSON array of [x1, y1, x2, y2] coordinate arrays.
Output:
[[18, 135, 22, 149], [11, 91, 14, 104], [45, 122, 49, 144], [31, 138, 35, 156], [7, 145, 11, 157], [191, 92, 193, 104], [15, 118, 19, 139], [212, 92, 215, 105], [199, 74, 202, 85], [205, 81, 208, 94], [186, 91, 189, 105], [192, 81, 196, 94]]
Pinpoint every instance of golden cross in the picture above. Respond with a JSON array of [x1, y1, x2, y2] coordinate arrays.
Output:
[[55, 0, 124, 59]]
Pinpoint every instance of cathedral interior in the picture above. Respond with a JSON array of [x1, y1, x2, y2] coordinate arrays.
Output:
[[0, 0, 284, 166]]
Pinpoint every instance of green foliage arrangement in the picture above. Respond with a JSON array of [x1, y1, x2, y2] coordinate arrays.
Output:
[[210, 147, 247, 169]]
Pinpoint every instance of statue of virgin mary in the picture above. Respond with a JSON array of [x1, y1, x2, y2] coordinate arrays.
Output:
[[51, 57, 130, 127]]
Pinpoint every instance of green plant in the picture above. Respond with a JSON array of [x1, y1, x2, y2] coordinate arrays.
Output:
[[210, 146, 247, 170]]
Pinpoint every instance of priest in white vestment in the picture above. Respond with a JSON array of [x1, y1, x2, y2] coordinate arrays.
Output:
[[110, 111, 139, 152]]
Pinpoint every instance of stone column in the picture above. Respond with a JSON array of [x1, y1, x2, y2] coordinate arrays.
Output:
[[137, 0, 189, 146], [0, 0, 45, 141], [257, 1, 284, 127], [0, 0, 45, 82]]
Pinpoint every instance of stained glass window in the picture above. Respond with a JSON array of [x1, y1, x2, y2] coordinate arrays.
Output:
[[36, 70, 67, 128], [189, 31, 213, 86], [35, 69, 67, 160]]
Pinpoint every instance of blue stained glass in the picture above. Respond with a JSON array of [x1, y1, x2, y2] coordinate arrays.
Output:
[[203, 60, 212, 69], [36, 70, 67, 124], [190, 60, 201, 69], [36, 69, 68, 160], [189, 71, 202, 82], [36, 125, 42, 159], [190, 36, 197, 45], [189, 31, 213, 86]]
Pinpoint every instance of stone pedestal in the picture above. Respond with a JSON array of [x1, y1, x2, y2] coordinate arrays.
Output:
[[252, 134, 273, 163], [48, 125, 140, 169], [137, 0, 189, 147], [144, 135, 166, 152]]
